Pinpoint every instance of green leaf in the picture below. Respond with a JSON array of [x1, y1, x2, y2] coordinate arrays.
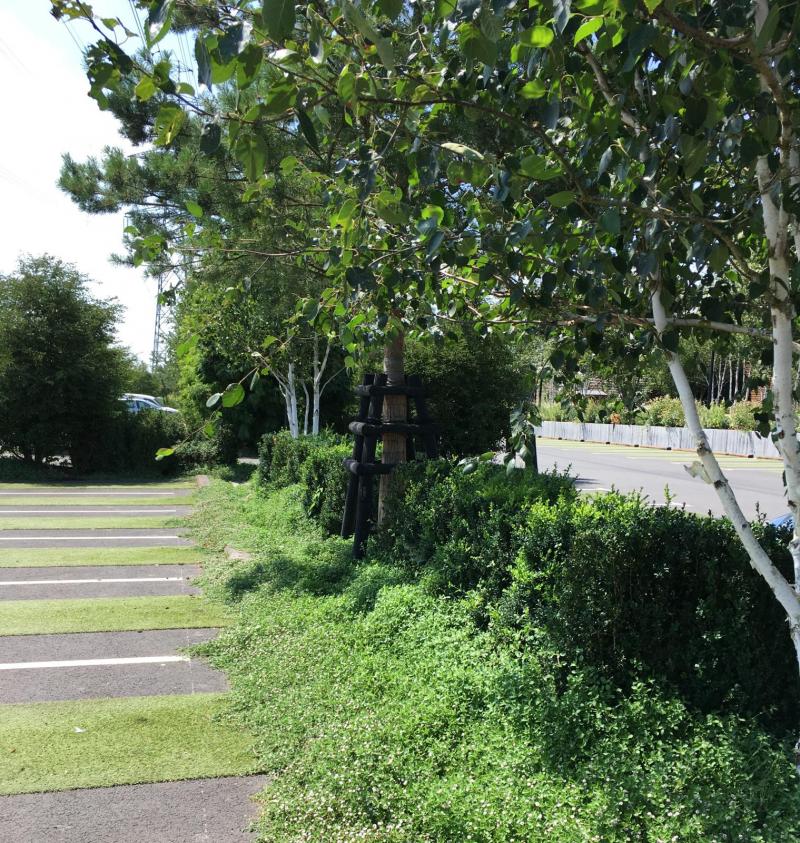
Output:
[[206, 392, 222, 408], [134, 76, 157, 101], [520, 79, 547, 99], [185, 201, 203, 218], [573, 17, 602, 45], [547, 190, 576, 208], [309, 20, 325, 64], [195, 36, 212, 90], [342, 1, 395, 71], [222, 383, 246, 408], [264, 82, 296, 115], [262, 335, 279, 350], [236, 43, 263, 88], [176, 334, 199, 358], [146, 0, 173, 47], [460, 23, 498, 65], [379, 0, 403, 18], [642, 0, 662, 11], [262, 0, 295, 41], [297, 109, 319, 152], [599, 207, 620, 235], [520, 26, 554, 47], [153, 104, 185, 146], [155, 447, 175, 461], [337, 66, 357, 102], [440, 142, 485, 161], [520, 154, 561, 180], [234, 133, 268, 181]]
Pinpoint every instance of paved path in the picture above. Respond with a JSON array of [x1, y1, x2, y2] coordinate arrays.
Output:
[[537, 438, 787, 519], [0, 480, 265, 842]]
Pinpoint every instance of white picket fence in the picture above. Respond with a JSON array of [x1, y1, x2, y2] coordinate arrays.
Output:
[[535, 421, 780, 459]]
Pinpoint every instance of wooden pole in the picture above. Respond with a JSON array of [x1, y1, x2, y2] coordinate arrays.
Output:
[[378, 333, 407, 524]]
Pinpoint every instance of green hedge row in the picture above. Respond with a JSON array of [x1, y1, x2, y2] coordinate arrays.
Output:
[[258, 430, 350, 533], [255, 432, 800, 734]]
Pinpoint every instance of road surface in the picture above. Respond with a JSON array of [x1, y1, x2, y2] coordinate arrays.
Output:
[[535, 438, 787, 520]]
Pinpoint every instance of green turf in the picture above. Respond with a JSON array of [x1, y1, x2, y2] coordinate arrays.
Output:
[[0, 516, 181, 530], [0, 480, 196, 491], [0, 595, 229, 635], [0, 496, 196, 507], [0, 693, 255, 795], [0, 546, 202, 568]]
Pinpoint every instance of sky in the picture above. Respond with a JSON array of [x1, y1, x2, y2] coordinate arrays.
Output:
[[0, 2, 175, 363]]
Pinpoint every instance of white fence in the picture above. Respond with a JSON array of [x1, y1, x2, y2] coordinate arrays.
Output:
[[535, 421, 780, 459]]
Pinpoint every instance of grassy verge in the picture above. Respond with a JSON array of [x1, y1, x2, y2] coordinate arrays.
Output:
[[0, 496, 196, 507], [0, 546, 202, 568], [0, 516, 181, 530], [188, 479, 800, 842], [0, 595, 229, 635], [0, 480, 196, 491], [0, 693, 256, 795]]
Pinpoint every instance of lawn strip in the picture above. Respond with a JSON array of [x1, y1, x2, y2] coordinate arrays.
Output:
[[0, 481, 196, 491], [0, 693, 255, 795], [0, 547, 202, 568], [0, 516, 180, 530], [0, 595, 229, 635]]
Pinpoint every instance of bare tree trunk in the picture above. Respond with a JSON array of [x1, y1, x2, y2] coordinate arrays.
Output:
[[302, 381, 310, 436], [378, 332, 406, 524], [311, 335, 332, 437]]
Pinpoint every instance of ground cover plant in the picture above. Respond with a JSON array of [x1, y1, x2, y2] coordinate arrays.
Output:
[[0, 546, 200, 568], [0, 516, 181, 530], [0, 595, 229, 636], [0, 693, 255, 795], [189, 439, 800, 842]]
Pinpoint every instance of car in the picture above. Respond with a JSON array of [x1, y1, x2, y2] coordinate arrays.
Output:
[[120, 393, 180, 414], [770, 513, 794, 530]]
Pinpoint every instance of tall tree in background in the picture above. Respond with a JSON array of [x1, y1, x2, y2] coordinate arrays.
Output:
[[0, 255, 126, 465]]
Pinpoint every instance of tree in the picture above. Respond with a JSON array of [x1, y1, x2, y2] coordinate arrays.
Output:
[[0, 255, 126, 465], [52, 0, 800, 750]]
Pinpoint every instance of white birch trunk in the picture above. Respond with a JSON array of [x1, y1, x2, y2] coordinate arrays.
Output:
[[652, 287, 800, 707]]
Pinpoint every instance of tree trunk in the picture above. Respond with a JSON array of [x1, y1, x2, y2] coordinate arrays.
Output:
[[377, 332, 406, 524]]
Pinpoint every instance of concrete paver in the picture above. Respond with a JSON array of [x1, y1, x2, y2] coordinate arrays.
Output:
[[0, 505, 193, 516], [0, 528, 193, 548], [0, 775, 268, 843], [0, 563, 202, 600]]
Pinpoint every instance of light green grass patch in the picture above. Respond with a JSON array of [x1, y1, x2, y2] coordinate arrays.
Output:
[[0, 480, 196, 491], [0, 546, 202, 568], [0, 516, 181, 530], [0, 595, 229, 635], [0, 496, 196, 507], [0, 693, 255, 795]]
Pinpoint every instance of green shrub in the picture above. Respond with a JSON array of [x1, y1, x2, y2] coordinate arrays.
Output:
[[372, 460, 576, 595], [698, 402, 730, 429], [258, 430, 317, 487], [405, 330, 526, 456], [729, 401, 759, 431], [300, 439, 351, 534], [641, 396, 685, 427], [497, 494, 799, 733]]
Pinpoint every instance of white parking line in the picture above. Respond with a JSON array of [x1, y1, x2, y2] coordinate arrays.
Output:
[[0, 509, 178, 515], [0, 655, 190, 670], [0, 577, 187, 585], [0, 492, 180, 497], [0, 535, 183, 541]]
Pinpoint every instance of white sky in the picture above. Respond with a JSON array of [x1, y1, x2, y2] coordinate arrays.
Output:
[[0, 2, 166, 362]]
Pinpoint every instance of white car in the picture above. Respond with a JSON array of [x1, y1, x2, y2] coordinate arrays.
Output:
[[121, 393, 180, 414]]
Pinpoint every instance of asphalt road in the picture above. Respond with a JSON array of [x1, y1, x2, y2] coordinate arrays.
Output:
[[536, 438, 787, 520]]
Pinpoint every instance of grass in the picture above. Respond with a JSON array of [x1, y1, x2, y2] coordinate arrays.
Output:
[[0, 546, 202, 568], [0, 693, 256, 795], [0, 496, 196, 507], [187, 478, 800, 842], [0, 516, 180, 530], [0, 480, 196, 491], [0, 595, 229, 635]]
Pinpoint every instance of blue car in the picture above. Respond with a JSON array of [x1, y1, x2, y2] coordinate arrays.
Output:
[[771, 513, 794, 530]]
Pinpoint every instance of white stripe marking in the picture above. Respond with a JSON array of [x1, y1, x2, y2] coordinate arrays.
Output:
[[0, 577, 187, 585], [0, 509, 178, 515], [0, 535, 183, 541], [0, 655, 190, 671], [0, 492, 180, 497]]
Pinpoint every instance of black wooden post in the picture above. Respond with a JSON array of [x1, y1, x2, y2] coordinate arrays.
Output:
[[341, 373, 374, 538], [352, 374, 386, 558], [407, 374, 438, 458]]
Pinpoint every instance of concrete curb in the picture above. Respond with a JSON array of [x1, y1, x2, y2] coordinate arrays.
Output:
[[224, 545, 253, 562], [535, 420, 781, 459]]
